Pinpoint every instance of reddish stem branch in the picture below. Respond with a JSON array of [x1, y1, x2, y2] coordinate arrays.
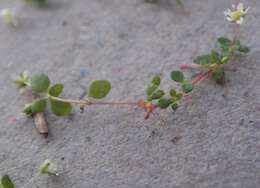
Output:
[[233, 25, 241, 42], [192, 70, 212, 85], [179, 63, 201, 70]]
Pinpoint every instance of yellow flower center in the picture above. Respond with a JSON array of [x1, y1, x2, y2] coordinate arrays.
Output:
[[230, 11, 242, 21]]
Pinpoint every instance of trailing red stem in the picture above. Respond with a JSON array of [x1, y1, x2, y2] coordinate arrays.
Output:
[[192, 70, 212, 85], [180, 63, 201, 69]]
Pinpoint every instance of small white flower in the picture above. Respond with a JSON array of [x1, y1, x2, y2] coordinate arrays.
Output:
[[39, 160, 59, 176], [224, 3, 250, 24], [0, 8, 17, 26]]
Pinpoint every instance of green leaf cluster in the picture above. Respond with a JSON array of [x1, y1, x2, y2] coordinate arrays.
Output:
[[146, 75, 171, 109], [218, 37, 249, 55], [193, 37, 250, 81], [145, 72, 189, 111], [21, 73, 111, 117], [1, 175, 14, 188]]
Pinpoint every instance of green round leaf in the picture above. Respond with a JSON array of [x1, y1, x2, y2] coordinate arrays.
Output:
[[50, 99, 72, 116], [182, 81, 194, 93], [88, 80, 111, 99], [30, 73, 50, 92], [146, 84, 158, 96], [1, 175, 14, 188], [151, 75, 161, 86], [49, 84, 64, 97], [171, 70, 184, 82], [218, 37, 232, 48], [239, 46, 250, 53], [171, 103, 179, 111], [31, 99, 47, 113], [157, 98, 172, 109], [210, 50, 221, 63], [212, 68, 225, 81], [151, 90, 165, 100]]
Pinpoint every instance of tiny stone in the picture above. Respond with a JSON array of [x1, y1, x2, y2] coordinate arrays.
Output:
[[62, 21, 67, 26]]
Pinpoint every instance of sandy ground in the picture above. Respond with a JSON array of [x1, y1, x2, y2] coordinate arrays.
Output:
[[0, 0, 259, 187]]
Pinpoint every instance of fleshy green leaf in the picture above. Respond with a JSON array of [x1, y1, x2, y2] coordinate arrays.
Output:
[[1, 175, 14, 188], [170, 88, 177, 97], [171, 70, 184, 82], [50, 99, 72, 116], [49, 84, 64, 97], [31, 99, 47, 113], [88, 80, 111, 99], [210, 50, 221, 63], [151, 90, 165, 100], [212, 68, 225, 81], [182, 81, 194, 93], [157, 98, 172, 109], [171, 103, 179, 111], [30, 73, 50, 92], [218, 37, 232, 49], [170, 88, 183, 101], [146, 84, 158, 96], [151, 75, 161, 86], [239, 45, 250, 53], [193, 55, 211, 65]]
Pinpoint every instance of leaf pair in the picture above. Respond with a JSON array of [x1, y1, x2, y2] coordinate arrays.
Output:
[[23, 73, 70, 116], [171, 70, 193, 93], [146, 75, 162, 101], [154, 73, 186, 110], [156, 88, 183, 110], [145, 74, 185, 110], [146, 75, 170, 109], [194, 37, 250, 67], [48, 80, 111, 116]]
